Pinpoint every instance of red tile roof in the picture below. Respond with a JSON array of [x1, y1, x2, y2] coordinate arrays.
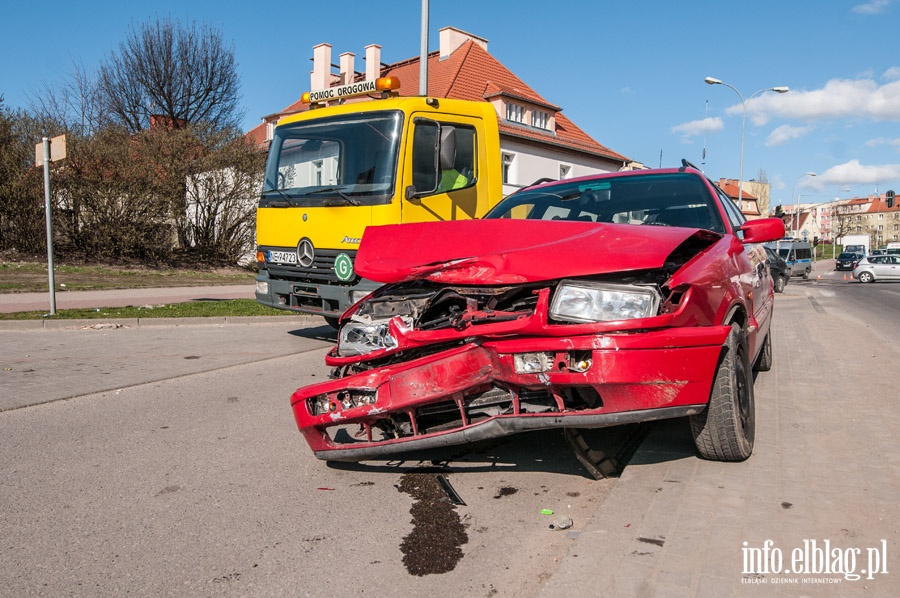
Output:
[[246, 41, 629, 163]]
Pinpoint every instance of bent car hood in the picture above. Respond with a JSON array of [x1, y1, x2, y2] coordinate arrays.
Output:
[[356, 219, 720, 285]]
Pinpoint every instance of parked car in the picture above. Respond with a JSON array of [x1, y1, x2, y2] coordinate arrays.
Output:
[[764, 246, 789, 293], [853, 255, 900, 283], [764, 240, 812, 279], [290, 164, 785, 463], [835, 252, 862, 271]]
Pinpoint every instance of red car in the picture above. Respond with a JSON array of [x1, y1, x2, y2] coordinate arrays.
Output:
[[290, 164, 785, 463]]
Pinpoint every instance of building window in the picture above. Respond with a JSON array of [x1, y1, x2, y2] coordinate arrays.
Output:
[[559, 164, 571, 180], [532, 110, 549, 129], [506, 103, 524, 124], [502, 153, 515, 185]]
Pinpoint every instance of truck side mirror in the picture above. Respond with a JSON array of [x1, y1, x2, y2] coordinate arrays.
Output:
[[407, 118, 440, 198]]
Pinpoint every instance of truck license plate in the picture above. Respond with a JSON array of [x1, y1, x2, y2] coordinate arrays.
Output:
[[268, 251, 297, 264]]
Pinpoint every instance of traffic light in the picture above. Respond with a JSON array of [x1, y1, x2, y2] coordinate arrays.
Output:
[[887, 190, 895, 209]]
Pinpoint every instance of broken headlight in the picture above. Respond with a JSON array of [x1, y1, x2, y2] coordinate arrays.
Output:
[[550, 280, 661, 323], [337, 317, 408, 357]]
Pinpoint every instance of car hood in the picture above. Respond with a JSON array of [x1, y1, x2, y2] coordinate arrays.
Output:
[[355, 219, 721, 285]]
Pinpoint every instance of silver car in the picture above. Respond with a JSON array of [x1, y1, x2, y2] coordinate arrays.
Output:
[[853, 255, 900, 283]]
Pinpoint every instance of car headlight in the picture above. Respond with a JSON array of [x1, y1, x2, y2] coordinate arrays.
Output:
[[337, 318, 407, 357], [550, 280, 661, 323]]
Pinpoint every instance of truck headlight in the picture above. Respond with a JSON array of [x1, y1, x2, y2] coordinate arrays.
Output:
[[337, 319, 401, 356], [550, 281, 661, 323]]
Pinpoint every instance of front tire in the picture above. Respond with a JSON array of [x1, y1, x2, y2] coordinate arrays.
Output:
[[753, 326, 773, 372], [690, 323, 755, 461], [858, 271, 874, 283]]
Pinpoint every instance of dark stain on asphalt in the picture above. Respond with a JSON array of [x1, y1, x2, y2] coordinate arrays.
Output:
[[397, 472, 468, 576], [637, 536, 665, 547], [154, 485, 181, 497], [493, 486, 518, 499], [781, 501, 793, 509], [184, 355, 201, 360]]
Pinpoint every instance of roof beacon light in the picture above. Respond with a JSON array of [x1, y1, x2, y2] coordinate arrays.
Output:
[[302, 77, 401, 105]]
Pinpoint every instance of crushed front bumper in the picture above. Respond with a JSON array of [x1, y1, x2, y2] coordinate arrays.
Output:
[[291, 325, 731, 461]]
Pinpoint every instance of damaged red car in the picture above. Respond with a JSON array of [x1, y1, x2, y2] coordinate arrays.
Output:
[[290, 163, 785, 463]]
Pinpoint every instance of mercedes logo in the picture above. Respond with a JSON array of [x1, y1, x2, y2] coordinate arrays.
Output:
[[296, 238, 315, 268]]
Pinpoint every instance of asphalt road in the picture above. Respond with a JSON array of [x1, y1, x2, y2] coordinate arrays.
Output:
[[0, 318, 619, 597]]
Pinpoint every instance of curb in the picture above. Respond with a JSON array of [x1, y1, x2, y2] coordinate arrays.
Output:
[[0, 315, 316, 331]]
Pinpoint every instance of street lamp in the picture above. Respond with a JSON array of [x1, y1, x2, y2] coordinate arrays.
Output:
[[792, 172, 816, 238], [705, 77, 789, 205]]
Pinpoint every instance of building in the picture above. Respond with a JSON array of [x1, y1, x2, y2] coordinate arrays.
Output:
[[246, 27, 633, 195], [834, 194, 900, 247], [717, 178, 763, 220]]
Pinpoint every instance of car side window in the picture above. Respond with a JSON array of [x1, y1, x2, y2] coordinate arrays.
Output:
[[715, 185, 746, 231]]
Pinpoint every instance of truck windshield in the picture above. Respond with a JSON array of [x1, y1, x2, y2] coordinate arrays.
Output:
[[260, 111, 403, 207]]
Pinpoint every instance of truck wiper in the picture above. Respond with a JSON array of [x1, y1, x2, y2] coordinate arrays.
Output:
[[305, 187, 360, 206], [261, 188, 302, 207]]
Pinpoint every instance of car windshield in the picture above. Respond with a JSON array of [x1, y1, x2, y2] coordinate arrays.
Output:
[[838, 253, 857, 259], [484, 172, 726, 233], [260, 111, 403, 207]]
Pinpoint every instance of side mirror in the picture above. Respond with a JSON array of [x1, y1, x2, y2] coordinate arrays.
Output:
[[740, 218, 786, 244]]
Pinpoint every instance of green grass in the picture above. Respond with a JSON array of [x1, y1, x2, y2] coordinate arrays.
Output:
[[0, 299, 298, 321]]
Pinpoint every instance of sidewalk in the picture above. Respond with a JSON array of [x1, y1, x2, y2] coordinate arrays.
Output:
[[539, 281, 900, 596], [0, 284, 255, 314]]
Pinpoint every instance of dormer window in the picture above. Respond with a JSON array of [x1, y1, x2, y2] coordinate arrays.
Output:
[[506, 103, 524, 124], [532, 110, 549, 130]]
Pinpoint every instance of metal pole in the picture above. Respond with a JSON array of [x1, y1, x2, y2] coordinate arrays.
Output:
[[42, 137, 56, 315], [419, 0, 429, 96]]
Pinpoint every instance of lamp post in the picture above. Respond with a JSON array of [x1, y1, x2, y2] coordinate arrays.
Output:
[[704, 77, 789, 205], [792, 172, 816, 238]]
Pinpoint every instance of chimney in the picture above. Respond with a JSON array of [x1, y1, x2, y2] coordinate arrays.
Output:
[[311, 43, 332, 90], [339, 52, 355, 85], [439, 26, 488, 60], [365, 44, 381, 81]]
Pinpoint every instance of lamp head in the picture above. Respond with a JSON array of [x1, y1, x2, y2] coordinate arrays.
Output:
[[704, 77, 722, 85], [772, 86, 790, 93]]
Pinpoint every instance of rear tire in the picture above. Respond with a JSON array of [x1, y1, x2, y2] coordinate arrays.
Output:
[[774, 275, 786, 293], [753, 326, 773, 372], [690, 323, 755, 461]]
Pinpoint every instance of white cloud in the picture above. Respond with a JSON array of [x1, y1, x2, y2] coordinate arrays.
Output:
[[883, 66, 900, 81], [766, 124, 814, 147], [671, 117, 723, 140], [813, 160, 900, 187], [866, 137, 900, 148], [852, 0, 892, 14], [727, 77, 900, 125]]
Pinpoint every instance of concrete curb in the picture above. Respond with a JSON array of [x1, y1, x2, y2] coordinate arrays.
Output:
[[0, 315, 315, 331]]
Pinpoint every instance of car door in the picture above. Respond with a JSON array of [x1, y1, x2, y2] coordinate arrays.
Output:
[[886, 256, 900, 280]]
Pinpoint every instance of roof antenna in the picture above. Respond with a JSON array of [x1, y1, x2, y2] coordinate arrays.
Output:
[[659, 149, 663, 168], [701, 99, 708, 167]]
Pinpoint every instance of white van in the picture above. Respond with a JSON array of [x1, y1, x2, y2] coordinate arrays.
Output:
[[765, 240, 813, 279]]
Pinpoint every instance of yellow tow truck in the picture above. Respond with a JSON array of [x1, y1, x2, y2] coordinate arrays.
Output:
[[254, 77, 503, 327]]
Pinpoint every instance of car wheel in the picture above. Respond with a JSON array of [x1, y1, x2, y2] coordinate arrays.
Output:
[[753, 326, 773, 372], [858, 271, 874, 283], [690, 322, 755, 461], [802, 268, 810, 280], [774, 275, 786, 293], [324, 316, 341, 330]]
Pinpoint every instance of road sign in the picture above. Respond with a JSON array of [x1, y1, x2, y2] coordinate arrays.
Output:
[[34, 134, 66, 167]]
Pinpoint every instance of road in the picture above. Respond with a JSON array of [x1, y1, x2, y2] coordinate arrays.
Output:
[[2, 266, 898, 597], [0, 319, 618, 597]]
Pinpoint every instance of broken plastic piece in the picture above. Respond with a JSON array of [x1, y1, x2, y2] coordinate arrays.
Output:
[[540, 509, 554, 515], [436, 474, 466, 506]]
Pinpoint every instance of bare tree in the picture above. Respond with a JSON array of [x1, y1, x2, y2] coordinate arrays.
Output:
[[98, 18, 242, 134]]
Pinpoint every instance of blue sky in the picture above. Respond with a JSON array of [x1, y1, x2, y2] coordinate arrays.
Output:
[[2, 0, 899, 209]]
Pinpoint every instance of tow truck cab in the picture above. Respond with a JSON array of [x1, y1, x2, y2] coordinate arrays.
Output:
[[254, 78, 503, 327]]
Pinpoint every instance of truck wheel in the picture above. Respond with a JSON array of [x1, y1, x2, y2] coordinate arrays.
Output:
[[690, 323, 755, 461], [858, 272, 874, 283], [774, 275, 785, 293], [753, 327, 773, 372]]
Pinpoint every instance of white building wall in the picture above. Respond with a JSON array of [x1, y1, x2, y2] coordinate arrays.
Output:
[[498, 138, 622, 196]]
